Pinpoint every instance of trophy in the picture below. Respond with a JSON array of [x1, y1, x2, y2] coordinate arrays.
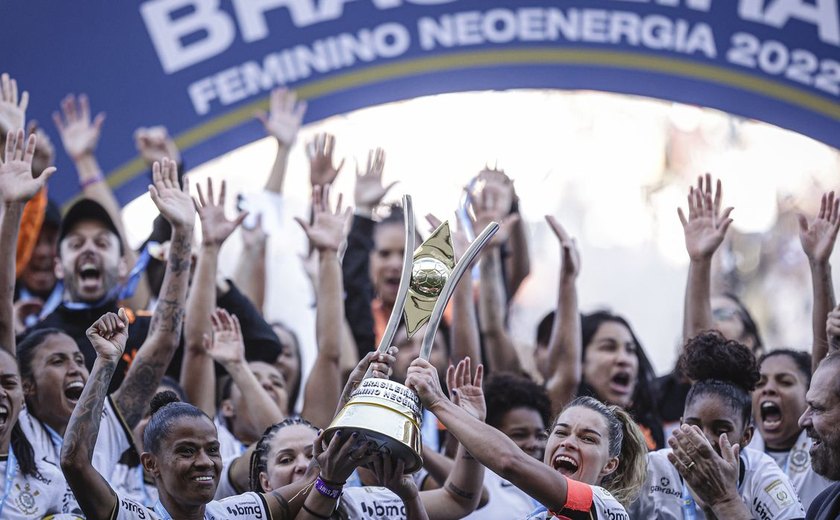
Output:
[[325, 195, 498, 472]]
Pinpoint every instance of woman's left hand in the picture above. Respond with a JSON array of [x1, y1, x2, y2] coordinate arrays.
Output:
[[667, 424, 740, 507], [405, 358, 448, 411], [372, 454, 417, 501]]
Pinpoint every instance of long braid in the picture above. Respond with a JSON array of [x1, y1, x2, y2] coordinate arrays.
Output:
[[10, 421, 38, 479], [249, 417, 318, 492]]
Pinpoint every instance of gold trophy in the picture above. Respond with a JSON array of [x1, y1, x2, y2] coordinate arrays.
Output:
[[325, 195, 498, 472]]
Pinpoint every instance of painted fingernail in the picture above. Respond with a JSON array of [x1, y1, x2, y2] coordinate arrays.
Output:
[[336, 430, 342, 437], [352, 432, 359, 438]]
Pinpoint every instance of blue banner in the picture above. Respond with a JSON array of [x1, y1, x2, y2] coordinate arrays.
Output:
[[2, 0, 839, 205]]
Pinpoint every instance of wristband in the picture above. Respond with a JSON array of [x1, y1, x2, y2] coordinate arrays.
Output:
[[315, 476, 343, 500], [80, 174, 104, 189], [302, 504, 332, 519], [318, 475, 345, 487]]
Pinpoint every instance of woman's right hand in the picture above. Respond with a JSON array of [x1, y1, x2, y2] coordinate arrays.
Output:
[[405, 358, 448, 411], [372, 455, 417, 501], [313, 429, 377, 485]]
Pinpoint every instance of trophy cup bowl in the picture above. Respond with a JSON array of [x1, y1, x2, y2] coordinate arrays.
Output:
[[325, 195, 497, 473]]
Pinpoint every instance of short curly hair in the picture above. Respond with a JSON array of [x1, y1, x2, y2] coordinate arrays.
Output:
[[679, 330, 760, 427], [484, 372, 551, 430]]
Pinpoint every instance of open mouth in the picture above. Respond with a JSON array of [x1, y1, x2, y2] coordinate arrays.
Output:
[[0, 406, 8, 428], [79, 263, 101, 281], [191, 475, 215, 486], [553, 454, 580, 476], [609, 372, 632, 395], [760, 401, 783, 432], [64, 381, 85, 403]]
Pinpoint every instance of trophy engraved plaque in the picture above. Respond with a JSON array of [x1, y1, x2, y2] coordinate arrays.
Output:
[[325, 194, 498, 472]]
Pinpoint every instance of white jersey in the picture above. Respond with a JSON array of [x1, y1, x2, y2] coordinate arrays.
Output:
[[337, 486, 406, 519], [19, 396, 132, 516], [523, 481, 628, 520], [214, 455, 243, 500], [463, 470, 538, 520], [111, 462, 159, 507], [112, 491, 270, 519], [629, 447, 806, 519], [0, 451, 65, 519], [749, 429, 834, 511]]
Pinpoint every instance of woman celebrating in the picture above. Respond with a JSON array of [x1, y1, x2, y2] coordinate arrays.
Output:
[[631, 331, 806, 519], [406, 357, 647, 519], [59, 309, 370, 520]]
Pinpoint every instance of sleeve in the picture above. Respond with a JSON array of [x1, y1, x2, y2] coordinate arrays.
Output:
[[342, 215, 377, 358], [214, 455, 244, 500], [591, 487, 630, 520], [92, 397, 134, 476], [216, 491, 272, 519], [110, 492, 159, 520], [750, 464, 806, 520], [217, 281, 282, 364]]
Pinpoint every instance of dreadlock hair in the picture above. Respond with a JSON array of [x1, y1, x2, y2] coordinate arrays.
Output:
[[143, 391, 212, 455], [679, 330, 760, 427], [579, 311, 664, 449], [759, 349, 812, 388], [249, 417, 318, 492], [0, 350, 39, 479], [562, 396, 648, 507]]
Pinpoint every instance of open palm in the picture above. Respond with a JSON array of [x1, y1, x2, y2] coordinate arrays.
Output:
[[194, 178, 246, 245], [447, 358, 486, 421], [678, 175, 733, 261], [799, 191, 840, 264], [150, 158, 194, 229], [297, 184, 350, 252], [0, 130, 55, 203]]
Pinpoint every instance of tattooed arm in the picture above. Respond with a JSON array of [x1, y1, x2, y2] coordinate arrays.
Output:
[[61, 310, 130, 520], [112, 158, 195, 427]]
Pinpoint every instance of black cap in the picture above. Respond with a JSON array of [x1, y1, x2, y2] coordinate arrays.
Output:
[[59, 199, 123, 252]]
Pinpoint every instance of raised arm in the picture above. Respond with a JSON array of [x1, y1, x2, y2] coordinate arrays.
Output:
[[679, 174, 733, 342], [60, 309, 130, 520], [181, 178, 247, 415], [233, 214, 268, 312], [53, 94, 149, 309], [0, 73, 27, 135], [207, 308, 284, 434], [798, 191, 840, 369], [476, 186, 522, 374], [544, 216, 582, 414], [408, 357, 567, 512], [296, 185, 351, 427], [258, 88, 306, 194], [0, 130, 54, 351], [112, 158, 195, 427]]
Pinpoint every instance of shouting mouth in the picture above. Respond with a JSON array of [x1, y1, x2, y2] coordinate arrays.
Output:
[[64, 381, 85, 404], [760, 401, 783, 433], [553, 454, 580, 476], [609, 371, 633, 396]]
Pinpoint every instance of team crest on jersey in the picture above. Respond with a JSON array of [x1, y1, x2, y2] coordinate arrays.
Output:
[[789, 447, 809, 473], [764, 479, 795, 508], [14, 482, 40, 515]]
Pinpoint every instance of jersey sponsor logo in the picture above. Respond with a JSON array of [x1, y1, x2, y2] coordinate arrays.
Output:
[[764, 479, 795, 508], [225, 503, 263, 518], [649, 479, 680, 497], [753, 497, 773, 520], [360, 499, 407, 517], [120, 497, 148, 519], [604, 507, 629, 520], [14, 482, 41, 516]]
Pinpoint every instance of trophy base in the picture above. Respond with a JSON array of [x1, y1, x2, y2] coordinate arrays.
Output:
[[326, 379, 424, 473]]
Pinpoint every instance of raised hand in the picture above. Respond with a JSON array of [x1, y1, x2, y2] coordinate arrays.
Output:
[[0, 73, 28, 134], [471, 182, 518, 247], [307, 133, 344, 187], [52, 94, 105, 161], [134, 126, 181, 166], [0, 129, 56, 203], [340, 348, 398, 409], [295, 184, 351, 252], [204, 308, 245, 367], [545, 216, 581, 280], [354, 148, 396, 213], [473, 166, 515, 215], [27, 122, 56, 178], [446, 357, 486, 421], [241, 213, 268, 250], [86, 308, 130, 363], [405, 358, 448, 411], [256, 88, 306, 147], [149, 158, 195, 230], [193, 177, 247, 246], [798, 191, 840, 265], [678, 173, 734, 261]]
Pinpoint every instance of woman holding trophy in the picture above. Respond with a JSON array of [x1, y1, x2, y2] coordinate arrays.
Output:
[[406, 357, 648, 519]]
